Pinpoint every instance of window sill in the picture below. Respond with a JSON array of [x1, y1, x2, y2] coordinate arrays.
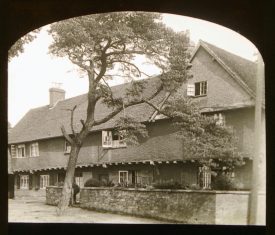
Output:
[[193, 94, 207, 98]]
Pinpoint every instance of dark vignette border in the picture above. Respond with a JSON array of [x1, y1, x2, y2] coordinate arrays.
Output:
[[0, 1, 274, 235]]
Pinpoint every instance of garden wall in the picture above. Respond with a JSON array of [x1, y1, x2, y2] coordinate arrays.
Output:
[[46, 186, 63, 205], [46, 186, 252, 224], [15, 188, 46, 200], [80, 187, 251, 224]]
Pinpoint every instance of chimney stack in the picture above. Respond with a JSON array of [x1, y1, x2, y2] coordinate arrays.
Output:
[[49, 83, 65, 108]]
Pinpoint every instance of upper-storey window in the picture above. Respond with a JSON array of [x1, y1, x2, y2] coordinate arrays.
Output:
[[30, 142, 39, 157], [214, 113, 226, 126], [64, 140, 71, 154], [187, 81, 208, 97], [102, 130, 126, 148], [11, 144, 26, 158]]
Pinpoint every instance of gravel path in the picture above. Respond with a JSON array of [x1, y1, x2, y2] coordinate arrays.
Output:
[[8, 198, 166, 224]]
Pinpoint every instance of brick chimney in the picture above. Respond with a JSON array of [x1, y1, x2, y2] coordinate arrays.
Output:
[[49, 84, 65, 108]]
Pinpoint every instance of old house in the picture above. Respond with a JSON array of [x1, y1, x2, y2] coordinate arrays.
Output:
[[8, 41, 265, 197]]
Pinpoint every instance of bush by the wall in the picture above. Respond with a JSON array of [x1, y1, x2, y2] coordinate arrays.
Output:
[[152, 180, 187, 189], [84, 178, 114, 187], [212, 174, 236, 190]]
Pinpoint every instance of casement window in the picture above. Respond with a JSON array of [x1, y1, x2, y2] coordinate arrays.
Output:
[[10, 145, 17, 158], [40, 175, 50, 189], [214, 113, 225, 126], [10, 144, 26, 158], [64, 140, 71, 154], [30, 142, 39, 157], [11, 144, 26, 158], [187, 81, 207, 97], [20, 175, 29, 189], [118, 171, 128, 185], [195, 81, 207, 96], [198, 166, 211, 189], [102, 130, 126, 148], [187, 84, 195, 96], [17, 144, 26, 158]]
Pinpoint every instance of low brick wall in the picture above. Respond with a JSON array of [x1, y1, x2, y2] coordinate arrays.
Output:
[[46, 186, 251, 224], [46, 186, 63, 205]]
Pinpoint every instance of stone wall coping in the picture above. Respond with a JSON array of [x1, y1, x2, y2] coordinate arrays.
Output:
[[46, 186, 267, 196], [79, 186, 251, 195]]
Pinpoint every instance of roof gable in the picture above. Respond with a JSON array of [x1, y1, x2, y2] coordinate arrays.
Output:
[[191, 40, 257, 98]]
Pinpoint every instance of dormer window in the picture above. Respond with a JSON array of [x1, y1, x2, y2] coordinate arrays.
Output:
[[30, 142, 39, 157], [102, 130, 126, 148], [187, 81, 207, 97]]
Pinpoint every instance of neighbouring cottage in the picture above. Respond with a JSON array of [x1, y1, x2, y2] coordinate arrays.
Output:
[[8, 41, 265, 198]]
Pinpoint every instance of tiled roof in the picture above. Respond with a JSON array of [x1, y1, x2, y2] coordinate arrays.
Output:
[[9, 76, 166, 144], [9, 41, 261, 144]]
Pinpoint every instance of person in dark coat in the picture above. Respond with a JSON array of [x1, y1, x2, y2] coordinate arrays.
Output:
[[72, 182, 80, 204]]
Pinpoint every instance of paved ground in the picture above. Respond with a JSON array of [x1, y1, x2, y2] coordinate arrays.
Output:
[[8, 198, 166, 223]]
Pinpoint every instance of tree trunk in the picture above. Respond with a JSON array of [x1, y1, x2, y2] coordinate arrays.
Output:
[[57, 144, 81, 216]]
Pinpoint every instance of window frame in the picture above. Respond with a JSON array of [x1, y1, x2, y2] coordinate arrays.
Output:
[[20, 175, 29, 189], [40, 175, 50, 189], [102, 130, 126, 148], [214, 113, 226, 126], [194, 81, 208, 97], [64, 140, 71, 154], [198, 165, 211, 189], [118, 171, 128, 185], [17, 144, 26, 158], [30, 142, 39, 157], [10, 145, 17, 158]]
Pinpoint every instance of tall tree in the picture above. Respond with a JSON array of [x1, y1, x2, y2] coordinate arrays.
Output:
[[48, 12, 243, 215], [49, 12, 191, 215]]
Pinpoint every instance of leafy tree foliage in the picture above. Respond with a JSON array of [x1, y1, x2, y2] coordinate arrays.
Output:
[[159, 95, 245, 170], [8, 29, 40, 61]]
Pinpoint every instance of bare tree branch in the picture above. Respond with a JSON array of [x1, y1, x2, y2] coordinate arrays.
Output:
[[111, 60, 151, 77], [80, 119, 86, 129], [70, 105, 77, 137], [94, 83, 164, 126], [106, 50, 146, 57], [142, 98, 171, 118], [61, 125, 73, 144]]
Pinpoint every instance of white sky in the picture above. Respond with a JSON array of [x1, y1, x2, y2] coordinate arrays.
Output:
[[8, 13, 258, 127]]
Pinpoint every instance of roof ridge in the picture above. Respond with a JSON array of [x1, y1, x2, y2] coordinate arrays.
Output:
[[48, 76, 160, 105], [200, 40, 256, 64], [198, 40, 256, 98]]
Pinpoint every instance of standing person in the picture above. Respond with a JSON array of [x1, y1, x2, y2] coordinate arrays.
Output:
[[72, 181, 80, 204]]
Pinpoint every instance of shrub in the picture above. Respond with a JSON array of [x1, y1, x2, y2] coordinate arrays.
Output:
[[84, 178, 102, 187], [101, 179, 115, 187], [211, 174, 236, 190], [188, 184, 201, 190], [152, 180, 187, 189], [84, 178, 114, 187]]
